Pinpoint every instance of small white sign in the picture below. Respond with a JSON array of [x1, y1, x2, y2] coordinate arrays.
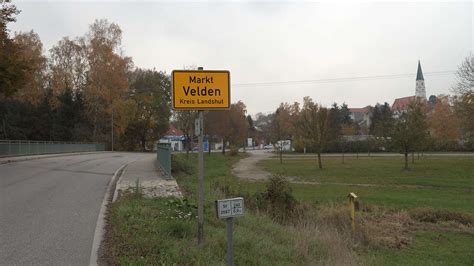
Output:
[[247, 138, 252, 147], [216, 197, 244, 219]]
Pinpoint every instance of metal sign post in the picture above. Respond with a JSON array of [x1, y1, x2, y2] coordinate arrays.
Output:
[[197, 66, 205, 247], [197, 109, 204, 246], [170, 66, 231, 247], [216, 197, 244, 266], [226, 218, 234, 266]]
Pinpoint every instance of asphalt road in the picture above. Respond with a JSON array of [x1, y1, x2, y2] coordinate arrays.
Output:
[[0, 152, 152, 265]]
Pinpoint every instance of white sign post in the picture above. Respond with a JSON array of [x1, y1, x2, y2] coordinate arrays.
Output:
[[216, 197, 244, 266]]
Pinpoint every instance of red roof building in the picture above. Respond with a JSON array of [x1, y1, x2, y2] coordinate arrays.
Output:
[[349, 106, 372, 129], [391, 96, 415, 113], [165, 124, 184, 136]]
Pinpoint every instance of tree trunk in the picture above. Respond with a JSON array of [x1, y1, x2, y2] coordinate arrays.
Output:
[[185, 135, 190, 155], [222, 138, 225, 154], [342, 142, 345, 164], [208, 139, 211, 156], [92, 112, 97, 142], [404, 152, 408, 170], [317, 152, 322, 169], [279, 148, 283, 164], [141, 131, 146, 151], [412, 152, 415, 163]]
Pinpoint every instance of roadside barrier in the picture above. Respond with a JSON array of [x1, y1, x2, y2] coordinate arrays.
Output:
[[0, 140, 105, 157], [156, 142, 172, 179]]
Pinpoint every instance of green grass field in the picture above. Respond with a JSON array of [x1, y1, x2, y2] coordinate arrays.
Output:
[[108, 153, 474, 265], [108, 153, 340, 265], [258, 155, 474, 265], [260, 156, 474, 188], [258, 156, 474, 211]]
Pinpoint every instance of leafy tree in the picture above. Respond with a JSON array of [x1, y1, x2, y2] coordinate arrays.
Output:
[[246, 114, 254, 149], [174, 110, 198, 154], [327, 102, 353, 156], [295, 97, 329, 169], [392, 101, 429, 170], [429, 95, 461, 150], [271, 103, 296, 163], [83, 19, 131, 144], [254, 112, 274, 145], [246, 114, 254, 129], [9, 31, 47, 105], [205, 102, 248, 154], [0, 1, 28, 98], [226, 101, 248, 153], [49, 36, 88, 100], [340, 123, 355, 164], [204, 110, 219, 154], [0, 98, 32, 139], [327, 103, 342, 143], [369, 102, 394, 138], [122, 69, 171, 151]]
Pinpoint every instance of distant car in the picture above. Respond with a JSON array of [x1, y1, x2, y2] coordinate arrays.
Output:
[[263, 144, 274, 150]]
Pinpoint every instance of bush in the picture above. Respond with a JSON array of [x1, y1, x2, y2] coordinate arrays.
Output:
[[171, 154, 195, 175], [256, 175, 298, 223], [228, 145, 239, 156], [409, 208, 474, 226]]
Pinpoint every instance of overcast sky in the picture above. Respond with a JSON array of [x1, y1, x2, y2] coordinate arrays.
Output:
[[10, 1, 473, 115]]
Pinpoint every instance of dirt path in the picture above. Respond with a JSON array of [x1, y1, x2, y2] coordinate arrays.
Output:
[[232, 150, 273, 180]]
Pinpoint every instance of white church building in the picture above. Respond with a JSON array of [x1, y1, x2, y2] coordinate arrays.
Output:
[[391, 60, 427, 118]]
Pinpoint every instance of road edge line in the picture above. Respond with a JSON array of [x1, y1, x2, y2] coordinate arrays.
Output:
[[0, 151, 109, 165], [89, 163, 128, 266]]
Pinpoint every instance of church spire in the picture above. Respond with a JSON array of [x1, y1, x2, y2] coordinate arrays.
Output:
[[416, 60, 424, 81], [415, 60, 426, 99]]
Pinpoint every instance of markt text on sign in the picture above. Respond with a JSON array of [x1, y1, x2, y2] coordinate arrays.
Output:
[[172, 70, 230, 110]]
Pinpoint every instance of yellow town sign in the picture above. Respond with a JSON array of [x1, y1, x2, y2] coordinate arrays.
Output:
[[171, 70, 230, 110]]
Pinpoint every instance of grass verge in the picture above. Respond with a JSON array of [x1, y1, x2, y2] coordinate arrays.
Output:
[[106, 153, 474, 265]]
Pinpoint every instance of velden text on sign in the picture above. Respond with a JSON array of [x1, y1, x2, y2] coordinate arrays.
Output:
[[172, 70, 230, 110]]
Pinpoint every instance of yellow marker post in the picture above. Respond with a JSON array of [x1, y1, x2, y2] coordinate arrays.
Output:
[[347, 192, 358, 233]]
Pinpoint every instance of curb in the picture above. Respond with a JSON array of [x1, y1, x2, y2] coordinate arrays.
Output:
[[112, 165, 129, 203], [89, 163, 128, 266]]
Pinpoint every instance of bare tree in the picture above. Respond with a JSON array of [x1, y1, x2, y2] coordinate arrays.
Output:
[[453, 55, 474, 96], [452, 55, 474, 146], [174, 110, 198, 155]]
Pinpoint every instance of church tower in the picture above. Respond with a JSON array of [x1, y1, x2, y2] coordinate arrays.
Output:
[[415, 60, 426, 99]]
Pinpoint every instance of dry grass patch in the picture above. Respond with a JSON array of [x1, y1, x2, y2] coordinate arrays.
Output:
[[409, 207, 474, 226]]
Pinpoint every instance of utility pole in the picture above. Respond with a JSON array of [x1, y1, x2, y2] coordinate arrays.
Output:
[[197, 66, 205, 246], [111, 107, 114, 151]]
